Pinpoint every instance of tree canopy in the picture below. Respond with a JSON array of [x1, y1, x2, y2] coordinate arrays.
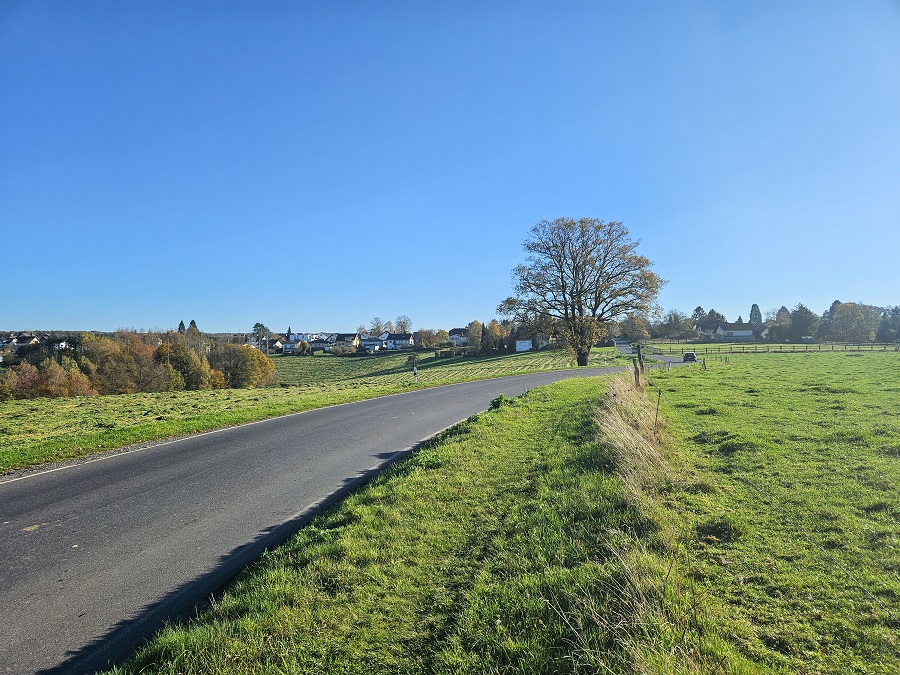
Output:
[[749, 303, 763, 328], [500, 218, 664, 365], [395, 315, 412, 333]]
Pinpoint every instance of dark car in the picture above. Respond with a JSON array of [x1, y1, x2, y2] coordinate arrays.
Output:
[[683, 351, 697, 362]]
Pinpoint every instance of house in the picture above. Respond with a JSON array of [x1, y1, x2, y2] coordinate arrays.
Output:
[[7, 334, 41, 350], [693, 322, 719, 340], [360, 336, 386, 353], [333, 333, 361, 350], [288, 332, 323, 343], [308, 334, 336, 353], [384, 333, 414, 350], [282, 341, 306, 355], [713, 322, 755, 342], [448, 328, 468, 347]]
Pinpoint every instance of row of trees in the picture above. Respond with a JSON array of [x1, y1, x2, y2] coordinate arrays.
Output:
[[775, 301, 897, 343], [361, 316, 413, 336], [0, 326, 274, 401], [618, 301, 899, 344]]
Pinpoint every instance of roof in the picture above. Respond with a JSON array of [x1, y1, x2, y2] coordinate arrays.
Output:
[[449, 328, 468, 336], [717, 322, 756, 331], [386, 333, 413, 340], [334, 333, 359, 341]]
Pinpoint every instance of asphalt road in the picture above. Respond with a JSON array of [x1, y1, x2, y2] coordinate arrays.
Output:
[[0, 367, 621, 674]]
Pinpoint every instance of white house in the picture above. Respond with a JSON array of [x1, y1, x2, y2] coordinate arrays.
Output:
[[289, 332, 325, 343], [713, 322, 756, 341], [308, 334, 336, 352], [360, 336, 385, 353], [448, 328, 468, 347], [383, 333, 414, 350], [693, 322, 719, 340]]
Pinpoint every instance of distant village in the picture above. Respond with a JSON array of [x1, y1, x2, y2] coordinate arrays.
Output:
[[252, 329, 473, 355]]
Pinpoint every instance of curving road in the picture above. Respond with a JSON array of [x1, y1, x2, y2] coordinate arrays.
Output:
[[0, 368, 622, 674]]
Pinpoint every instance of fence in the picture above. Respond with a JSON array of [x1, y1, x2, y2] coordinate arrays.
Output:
[[647, 342, 899, 356]]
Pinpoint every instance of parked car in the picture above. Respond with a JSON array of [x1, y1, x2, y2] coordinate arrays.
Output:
[[683, 351, 697, 362]]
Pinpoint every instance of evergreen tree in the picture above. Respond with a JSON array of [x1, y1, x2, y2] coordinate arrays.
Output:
[[737, 315, 744, 324], [876, 307, 900, 343], [178, 320, 186, 334], [691, 306, 706, 323], [789, 303, 820, 342], [817, 300, 841, 340], [749, 303, 763, 328]]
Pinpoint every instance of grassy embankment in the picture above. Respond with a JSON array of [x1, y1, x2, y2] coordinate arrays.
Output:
[[109, 351, 899, 674], [0, 348, 628, 474]]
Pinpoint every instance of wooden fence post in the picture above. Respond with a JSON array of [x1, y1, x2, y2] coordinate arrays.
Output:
[[655, 389, 661, 428]]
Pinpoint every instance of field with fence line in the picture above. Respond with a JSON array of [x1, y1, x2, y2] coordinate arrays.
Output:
[[647, 341, 899, 356], [645, 351, 900, 672]]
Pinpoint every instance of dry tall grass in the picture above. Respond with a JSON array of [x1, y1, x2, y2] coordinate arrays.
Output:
[[553, 374, 747, 674]]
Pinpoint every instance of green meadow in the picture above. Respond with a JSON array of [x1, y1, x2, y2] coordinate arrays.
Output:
[[646, 351, 900, 672], [0, 348, 628, 474], [108, 351, 899, 674]]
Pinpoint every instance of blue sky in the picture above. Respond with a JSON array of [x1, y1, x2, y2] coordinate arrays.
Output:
[[3, 1, 898, 333]]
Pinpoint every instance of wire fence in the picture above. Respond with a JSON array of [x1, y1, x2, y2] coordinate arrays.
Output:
[[643, 372, 898, 627], [647, 342, 900, 356]]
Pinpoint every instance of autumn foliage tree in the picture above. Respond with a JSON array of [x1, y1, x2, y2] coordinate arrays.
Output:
[[500, 218, 664, 366], [209, 344, 274, 388], [829, 303, 882, 342], [0, 326, 237, 400]]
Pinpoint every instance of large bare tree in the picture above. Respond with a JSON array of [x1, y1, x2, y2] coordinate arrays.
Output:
[[499, 218, 665, 366]]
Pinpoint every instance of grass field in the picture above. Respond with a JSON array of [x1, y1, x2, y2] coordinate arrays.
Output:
[[107, 350, 899, 674], [0, 348, 627, 474], [646, 352, 900, 672], [271, 348, 625, 387]]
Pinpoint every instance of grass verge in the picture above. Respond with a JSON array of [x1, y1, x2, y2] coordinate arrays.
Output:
[[106, 375, 755, 674]]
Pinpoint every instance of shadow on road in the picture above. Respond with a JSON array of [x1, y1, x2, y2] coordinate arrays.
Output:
[[38, 443, 424, 675]]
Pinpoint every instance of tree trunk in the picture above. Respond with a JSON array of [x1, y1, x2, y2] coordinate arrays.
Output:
[[576, 350, 589, 367]]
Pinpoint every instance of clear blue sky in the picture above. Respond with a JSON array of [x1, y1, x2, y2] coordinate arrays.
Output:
[[3, 1, 898, 333]]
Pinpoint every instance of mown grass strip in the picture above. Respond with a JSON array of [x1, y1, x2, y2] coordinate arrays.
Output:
[[108, 376, 750, 674]]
